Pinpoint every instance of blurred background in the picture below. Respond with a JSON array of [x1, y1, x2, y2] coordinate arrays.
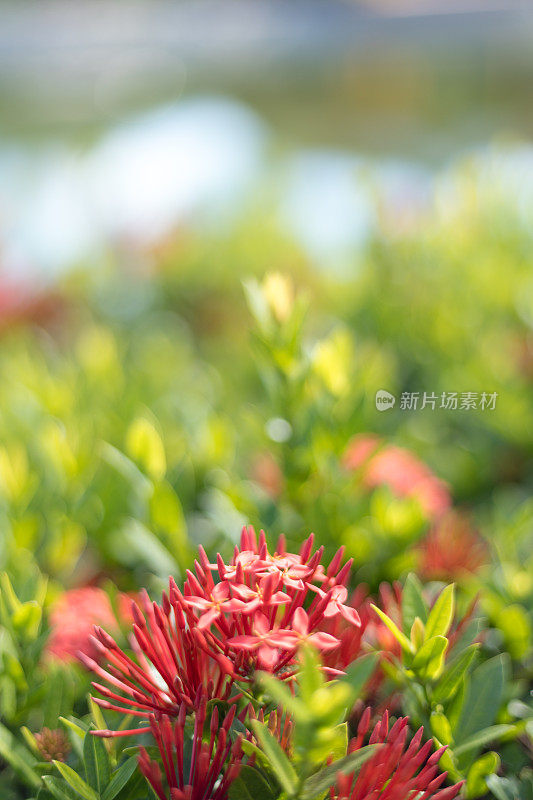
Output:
[[0, 0, 532, 650]]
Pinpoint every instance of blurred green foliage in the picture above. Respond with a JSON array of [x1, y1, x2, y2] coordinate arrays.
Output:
[[0, 150, 531, 797]]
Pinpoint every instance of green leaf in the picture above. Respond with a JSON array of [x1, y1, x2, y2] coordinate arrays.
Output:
[[410, 617, 425, 650], [126, 417, 166, 482], [100, 442, 151, 499], [89, 697, 108, 734], [425, 584, 455, 640], [329, 723, 349, 762], [250, 720, 298, 796], [432, 644, 479, 703], [240, 739, 272, 772], [0, 572, 21, 613], [495, 604, 531, 660], [436, 746, 462, 784], [101, 757, 138, 800], [44, 668, 73, 730], [115, 520, 179, 580], [307, 683, 353, 726], [411, 635, 448, 681], [452, 725, 513, 757], [300, 745, 379, 800], [430, 712, 453, 745], [402, 573, 428, 632], [370, 605, 414, 654], [466, 752, 500, 799], [150, 482, 191, 571], [259, 673, 310, 722], [228, 765, 277, 800], [446, 677, 467, 731], [36, 784, 57, 800], [21, 726, 40, 756], [53, 762, 99, 800], [12, 601, 42, 640], [0, 721, 41, 789], [84, 731, 111, 794], [455, 654, 508, 747], [42, 777, 83, 800], [4, 652, 28, 691], [59, 717, 89, 760], [343, 654, 379, 699], [299, 645, 324, 700], [485, 775, 517, 800]]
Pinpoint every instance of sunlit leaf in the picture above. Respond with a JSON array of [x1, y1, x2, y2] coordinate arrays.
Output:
[[425, 584, 455, 640]]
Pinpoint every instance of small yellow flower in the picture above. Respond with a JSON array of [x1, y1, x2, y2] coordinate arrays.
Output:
[[262, 272, 294, 323]]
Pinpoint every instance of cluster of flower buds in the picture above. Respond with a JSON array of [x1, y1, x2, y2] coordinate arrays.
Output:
[[82, 526, 362, 731], [333, 709, 464, 800], [138, 689, 244, 800], [81, 526, 468, 800]]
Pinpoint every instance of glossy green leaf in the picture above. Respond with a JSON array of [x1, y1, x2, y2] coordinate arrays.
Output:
[[453, 724, 513, 757], [299, 645, 324, 700], [430, 712, 453, 745], [466, 752, 500, 799], [101, 757, 138, 800], [343, 654, 379, 699], [59, 717, 90, 760], [240, 739, 272, 772], [250, 720, 298, 796], [84, 731, 111, 794], [4, 651, 28, 691], [12, 600, 42, 640], [259, 673, 310, 722], [300, 745, 379, 800], [410, 617, 425, 650], [370, 605, 414, 654], [425, 584, 455, 640], [455, 654, 508, 747], [485, 774, 517, 800], [53, 762, 99, 800], [412, 635, 447, 680], [495, 604, 531, 660], [126, 417, 166, 482], [0, 573, 21, 613], [42, 776, 83, 800], [150, 481, 191, 570], [402, 572, 428, 632], [43, 668, 74, 730], [0, 721, 41, 789], [432, 644, 479, 703], [228, 765, 277, 800]]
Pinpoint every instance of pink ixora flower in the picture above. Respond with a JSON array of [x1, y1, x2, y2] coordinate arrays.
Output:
[[181, 526, 359, 678], [344, 434, 451, 521], [332, 708, 464, 800], [227, 607, 339, 671], [138, 689, 244, 800], [86, 526, 362, 735], [184, 581, 248, 630], [45, 587, 132, 664], [80, 588, 236, 729]]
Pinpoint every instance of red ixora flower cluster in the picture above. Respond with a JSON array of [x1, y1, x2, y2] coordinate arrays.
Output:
[[139, 689, 244, 800], [83, 527, 361, 732], [332, 709, 464, 800]]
